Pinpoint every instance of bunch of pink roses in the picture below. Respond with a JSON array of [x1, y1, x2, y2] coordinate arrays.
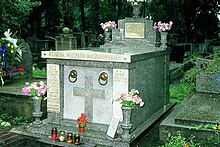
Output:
[[100, 21, 117, 32], [22, 81, 48, 98], [115, 89, 144, 108], [153, 21, 173, 32]]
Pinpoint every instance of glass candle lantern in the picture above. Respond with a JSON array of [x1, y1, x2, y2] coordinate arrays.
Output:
[[66, 133, 73, 143], [51, 127, 57, 140], [74, 133, 80, 145], [59, 131, 65, 142]]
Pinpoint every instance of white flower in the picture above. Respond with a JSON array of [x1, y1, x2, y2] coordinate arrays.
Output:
[[127, 96, 132, 101], [4, 29, 17, 47], [135, 90, 139, 95], [39, 81, 44, 86], [140, 102, 144, 107]]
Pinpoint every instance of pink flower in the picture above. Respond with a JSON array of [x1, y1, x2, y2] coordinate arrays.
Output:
[[22, 87, 30, 95], [22, 81, 48, 97], [153, 21, 173, 32], [100, 21, 117, 31], [114, 89, 144, 108]]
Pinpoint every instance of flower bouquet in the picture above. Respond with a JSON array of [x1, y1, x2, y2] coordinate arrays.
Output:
[[153, 21, 173, 32], [22, 81, 48, 99], [0, 29, 26, 86], [114, 89, 144, 108], [77, 113, 87, 128], [77, 113, 87, 133], [100, 21, 117, 32]]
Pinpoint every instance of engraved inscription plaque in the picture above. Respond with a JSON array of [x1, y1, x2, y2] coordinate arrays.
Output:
[[125, 23, 145, 38]]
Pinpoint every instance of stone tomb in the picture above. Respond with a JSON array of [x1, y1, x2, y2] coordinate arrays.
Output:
[[109, 18, 157, 52], [25, 48, 174, 146]]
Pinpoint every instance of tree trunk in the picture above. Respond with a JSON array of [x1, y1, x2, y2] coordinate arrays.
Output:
[[79, 0, 85, 31]]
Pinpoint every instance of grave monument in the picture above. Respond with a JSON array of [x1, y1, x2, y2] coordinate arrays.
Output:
[[24, 1, 174, 146], [55, 27, 77, 50]]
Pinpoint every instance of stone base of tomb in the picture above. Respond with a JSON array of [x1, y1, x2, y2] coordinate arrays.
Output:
[[10, 102, 174, 147]]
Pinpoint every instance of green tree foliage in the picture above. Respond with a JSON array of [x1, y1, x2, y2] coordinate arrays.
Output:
[[149, 0, 219, 43], [0, 0, 41, 34]]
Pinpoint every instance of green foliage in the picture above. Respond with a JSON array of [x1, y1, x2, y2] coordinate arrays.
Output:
[[190, 123, 220, 145], [0, 113, 28, 127], [170, 52, 220, 104], [150, 0, 219, 42], [161, 131, 202, 147], [0, 0, 41, 33], [170, 83, 195, 104], [198, 54, 220, 75], [181, 68, 197, 86], [190, 124, 214, 131], [206, 132, 220, 145], [33, 66, 47, 77]]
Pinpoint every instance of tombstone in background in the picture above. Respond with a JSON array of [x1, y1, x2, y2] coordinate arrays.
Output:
[[55, 27, 77, 50], [72, 32, 86, 48], [20, 39, 33, 78]]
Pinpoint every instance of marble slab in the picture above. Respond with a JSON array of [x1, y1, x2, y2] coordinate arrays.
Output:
[[41, 50, 131, 63], [63, 66, 113, 125]]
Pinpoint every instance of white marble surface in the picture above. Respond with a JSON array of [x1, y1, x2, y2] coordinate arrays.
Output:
[[41, 50, 132, 63]]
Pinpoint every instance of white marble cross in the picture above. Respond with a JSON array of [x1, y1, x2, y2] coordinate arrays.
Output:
[[72, 76, 105, 122]]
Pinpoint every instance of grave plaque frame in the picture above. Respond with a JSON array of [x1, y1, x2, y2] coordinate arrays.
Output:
[[125, 23, 145, 39]]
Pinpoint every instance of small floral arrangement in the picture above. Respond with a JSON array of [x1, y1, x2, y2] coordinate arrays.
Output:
[[100, 21, 117, 32], [115, 89, 144, 108], [77, 113, 87, 128], [153, 21, 173, 32], [22, 81, 48, 99], [1, 65, 24, 76], [0, 65, 25, 86]]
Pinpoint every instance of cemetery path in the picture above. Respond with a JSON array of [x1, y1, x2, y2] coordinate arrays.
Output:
[[0, 127, 37, 147]]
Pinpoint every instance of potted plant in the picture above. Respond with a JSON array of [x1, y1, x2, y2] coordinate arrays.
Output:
[[77, 113, 87, 133], [22, 81, 48, 125]]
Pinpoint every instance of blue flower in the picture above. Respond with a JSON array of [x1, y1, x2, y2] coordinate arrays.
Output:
[[216, 74, 220, 83]]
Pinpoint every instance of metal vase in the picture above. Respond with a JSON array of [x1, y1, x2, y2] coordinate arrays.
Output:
[[121, 106, 133, 140], [32, 96, 43, 125]]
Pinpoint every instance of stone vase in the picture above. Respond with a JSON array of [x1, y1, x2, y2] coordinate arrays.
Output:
[[160, 31, 168, 48], [131, 3, 143, 18], [104, 31, 112, 43], [121, 106, 133, 140], [32, 96, 43, 125]]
